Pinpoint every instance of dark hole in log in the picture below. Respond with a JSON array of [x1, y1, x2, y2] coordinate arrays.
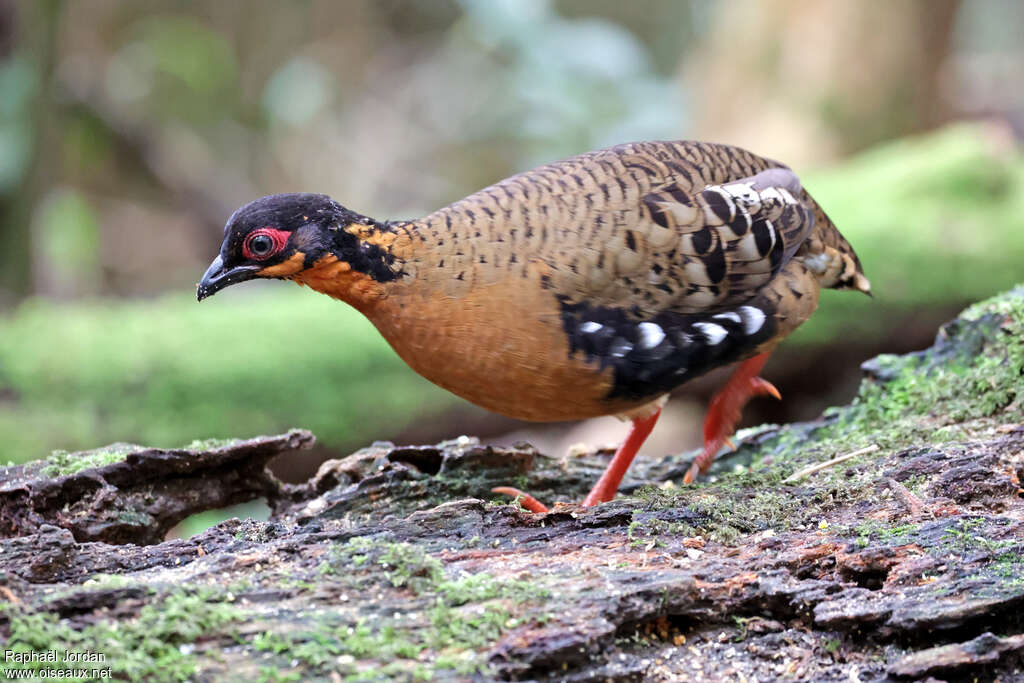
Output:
[[841, 565, 891, 591], [614, 613, 696, 644], [388, 447, 444, 476]]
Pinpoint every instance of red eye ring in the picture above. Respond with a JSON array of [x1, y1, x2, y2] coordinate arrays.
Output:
[[243, 227, 290, 260]]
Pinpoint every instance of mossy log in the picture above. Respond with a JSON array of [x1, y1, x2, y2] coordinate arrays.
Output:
[[2, 288, 1024, 681]]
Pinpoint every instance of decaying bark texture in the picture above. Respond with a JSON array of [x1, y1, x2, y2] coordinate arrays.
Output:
[[0, 430, 313, 546], [1, 288, 1023, 681]]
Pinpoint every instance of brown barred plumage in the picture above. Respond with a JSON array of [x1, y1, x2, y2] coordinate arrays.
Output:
[[199, 140, 870, 506]]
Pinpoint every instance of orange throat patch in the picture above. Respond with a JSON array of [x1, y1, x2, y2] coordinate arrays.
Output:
[[283, 253, 388, 311]]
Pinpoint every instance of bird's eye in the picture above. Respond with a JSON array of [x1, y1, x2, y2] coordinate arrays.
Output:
[[243, 228, 287, 260], [249, 234, 274, 256]]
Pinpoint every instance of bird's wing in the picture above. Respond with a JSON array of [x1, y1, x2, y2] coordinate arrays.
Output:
[[529, 143, 820, 400], [542, 146, 817, 317], [640, 166, 813, 308], [412, 141, 823, 401]]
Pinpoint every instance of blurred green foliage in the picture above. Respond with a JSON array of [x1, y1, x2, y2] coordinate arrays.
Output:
[[452, 0, 685, 166], [0, 288, 457, 464], [0, 57, 36, 192], [0, 124, 1021, 464], [792, 123, 1024, 343], [0, 0, 703, 303], [35, 188, 102, 294], [108, 15, 240, 123]]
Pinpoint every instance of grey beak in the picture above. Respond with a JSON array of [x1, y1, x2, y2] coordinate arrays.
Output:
[[197, 255, 259, 301]]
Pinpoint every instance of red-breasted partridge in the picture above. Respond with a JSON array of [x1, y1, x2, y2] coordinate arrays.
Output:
[[198, 141, 870, 512]]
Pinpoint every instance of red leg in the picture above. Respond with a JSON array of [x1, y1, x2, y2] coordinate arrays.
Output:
[[493, 407, 663, 512], [581, 408, 661, 507], [683, 351, 780, 483]]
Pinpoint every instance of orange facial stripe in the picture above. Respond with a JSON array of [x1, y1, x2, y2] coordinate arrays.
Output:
[[258, 252, 306, 278]]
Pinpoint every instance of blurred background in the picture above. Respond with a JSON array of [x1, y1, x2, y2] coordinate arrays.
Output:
[[1, 0, 1023, 485]]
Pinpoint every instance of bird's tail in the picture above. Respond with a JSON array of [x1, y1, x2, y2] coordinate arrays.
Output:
[[801, 196, 871, 296]]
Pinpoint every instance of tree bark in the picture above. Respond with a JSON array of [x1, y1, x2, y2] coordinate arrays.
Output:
[[2, 287, 1023, 681]]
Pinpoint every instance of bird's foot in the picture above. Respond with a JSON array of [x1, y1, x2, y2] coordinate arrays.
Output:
[[684, 352, 779, 484], [491, 487, 551, 513], [493, 408, 662, 513]]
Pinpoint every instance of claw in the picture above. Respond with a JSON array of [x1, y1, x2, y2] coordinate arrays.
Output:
[[492, 408, 663, 513], [683, 437, 724, 484], [683, 461, 701, 485], [492, 487, 549, 513], [752, 377, 781, 401]]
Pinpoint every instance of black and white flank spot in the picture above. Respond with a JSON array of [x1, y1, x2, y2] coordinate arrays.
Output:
[[558, 295, 777, 401]]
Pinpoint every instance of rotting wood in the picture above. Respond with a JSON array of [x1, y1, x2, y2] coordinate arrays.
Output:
[[2, 288, 1024, 680]]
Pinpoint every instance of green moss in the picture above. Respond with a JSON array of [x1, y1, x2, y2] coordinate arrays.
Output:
[[903, 473, 930, 496], [181, 437, 242, 450], [82, 573, 138, 589], [940, 517, 1018, 555], [1, 589, 242, 682], [327, 537, 548, 603], [944, 518, 1024, 590], [257, 604, 513, 679], [376, 540, 445, 591], [850, 521, 921, 548], [988, 552, 1024, 586], [764, 286, 1024, 476], [39, 443, 138, 477], [439, 568, 548, 605], [848, 518, 1024, 591], [633, 480, 802, 544], [251, 538, 549, 679], [427, 602, 514, 653], [257, 668, 302, 683]]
